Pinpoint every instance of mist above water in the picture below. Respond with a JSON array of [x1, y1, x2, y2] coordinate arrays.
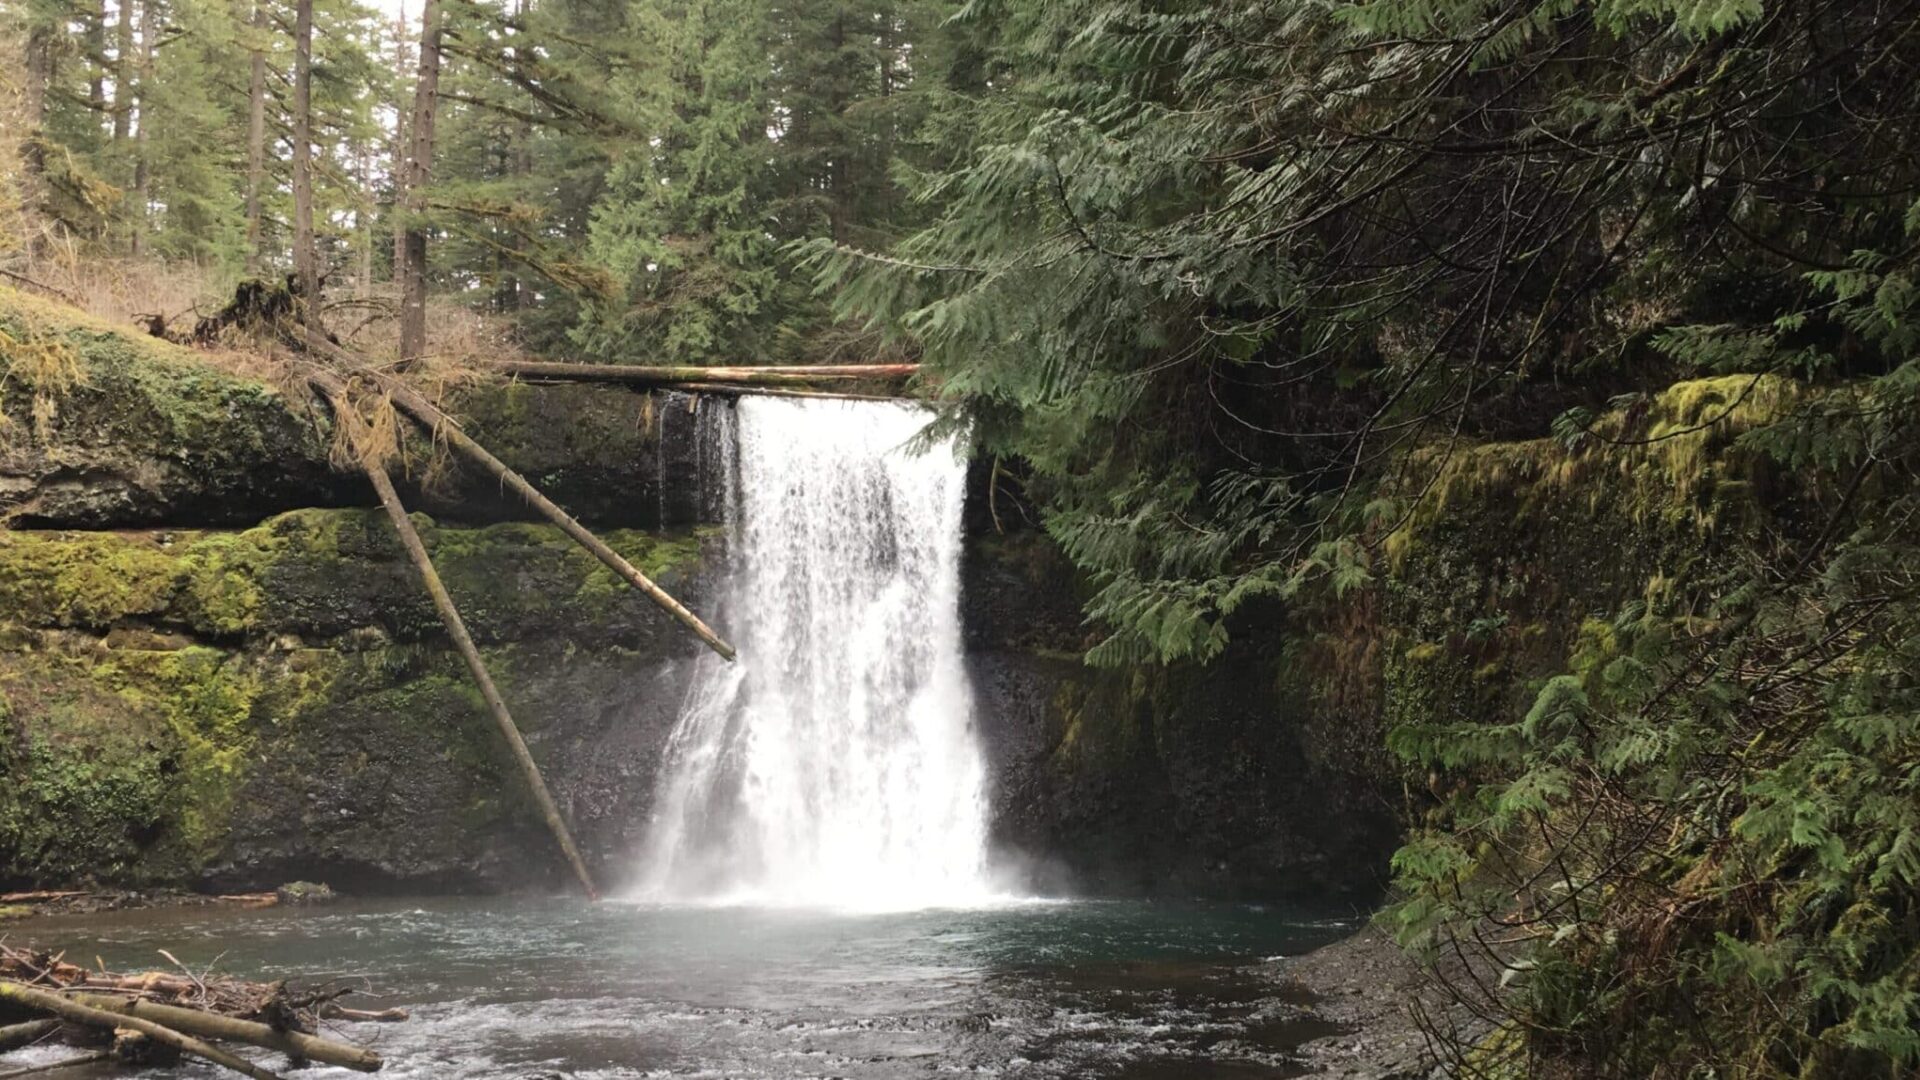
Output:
[[632, 396, 997, 910]]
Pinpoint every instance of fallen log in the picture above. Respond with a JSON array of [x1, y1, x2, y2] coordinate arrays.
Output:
[[0, 1051, 112, 1079], [0, 1019, 58, 1052], [655, 381, 900, 403], [358, 367, 736, 661], [311, 374, 601, 901], [480, 360, 918, 386], [0, 892, 84, 905], [0, 982, 283, 1080], [62, 993, 381, 1072]]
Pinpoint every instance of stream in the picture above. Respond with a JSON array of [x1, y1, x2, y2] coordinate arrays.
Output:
[[9, 897, 1359, 1078]]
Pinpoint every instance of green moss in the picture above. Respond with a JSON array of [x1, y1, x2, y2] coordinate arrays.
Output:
[[1385, 375, 1801, 570], [1403, 641, 1445, 664], [0, 531, 180, 626], [0, 905, 32, 920]]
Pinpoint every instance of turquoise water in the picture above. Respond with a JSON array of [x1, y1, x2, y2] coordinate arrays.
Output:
[[6, 896, 1361, 1078]]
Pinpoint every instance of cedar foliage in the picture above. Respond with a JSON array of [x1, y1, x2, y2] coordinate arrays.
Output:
[[805, 0, 1920, 1075]]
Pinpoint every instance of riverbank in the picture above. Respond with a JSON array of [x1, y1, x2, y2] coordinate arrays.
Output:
[[1275, 924, 1489, 1079]]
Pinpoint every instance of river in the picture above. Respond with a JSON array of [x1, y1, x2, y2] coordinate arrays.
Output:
[[8, 897, 1359, 1078]]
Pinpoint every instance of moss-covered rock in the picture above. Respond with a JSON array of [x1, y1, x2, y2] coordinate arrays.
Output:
[[0, 508, 720, 891], [0, 285, 725, 529], [968, 376, 1802, 900]]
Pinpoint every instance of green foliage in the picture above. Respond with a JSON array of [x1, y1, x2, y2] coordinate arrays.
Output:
[[805, 0, 1920, 1074], [1384, 246, 1920, 1076]]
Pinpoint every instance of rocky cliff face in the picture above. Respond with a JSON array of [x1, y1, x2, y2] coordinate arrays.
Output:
[[3, 288, 1404, 898], [0, 285, 715, 530], [0, 509, 722, 892], [963, 532, 1399, 900]]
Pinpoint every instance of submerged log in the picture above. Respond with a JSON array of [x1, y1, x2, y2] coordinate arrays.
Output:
[[480, 360, 919, 387], [0, 1051, 113, 1078], [0, 1019, 58, 1052], [0, 982, 284, 1080], [310, 373, 601, 901], [320, 1005, 408, 1024], [62, 993, 381, 1072]]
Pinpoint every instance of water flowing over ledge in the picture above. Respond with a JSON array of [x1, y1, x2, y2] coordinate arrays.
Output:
[[631, 396, 1002, 911]]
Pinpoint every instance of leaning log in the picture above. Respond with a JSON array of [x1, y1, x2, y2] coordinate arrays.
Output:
[[356, 367, 736, 661], [310, 375, 601, 901], [480, 361, 918, 386], [0, 982, 283, 1080], [61, 993, 381, 1072]]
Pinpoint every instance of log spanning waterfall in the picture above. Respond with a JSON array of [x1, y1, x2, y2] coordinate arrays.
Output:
[[633, 396, 996, 910]]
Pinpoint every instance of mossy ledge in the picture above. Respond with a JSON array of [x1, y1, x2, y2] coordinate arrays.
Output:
[[0, 508, 719, 891], [0, 284, 719, 529]]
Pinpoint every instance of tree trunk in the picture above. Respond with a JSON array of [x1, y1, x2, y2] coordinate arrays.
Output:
[[88, 0, 106, 127], [398, 0, 443, 360], [479, 360, 919, 385], [357, 145, 374, 294], [242, 0, 267, 275], [389, 1, 408, 282], [292, 0, 319, 343], [0, 982, 284, 1080], [311, 374, 600, 900], [130, 0, 156, 254], [112, 0, 132, 142], [22, 25, 48, 163], [60, 993, 381, 1072], [0, 1019, 58, 1053]]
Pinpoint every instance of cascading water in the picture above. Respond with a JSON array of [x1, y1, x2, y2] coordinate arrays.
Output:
[[632, 396, 995, 910]]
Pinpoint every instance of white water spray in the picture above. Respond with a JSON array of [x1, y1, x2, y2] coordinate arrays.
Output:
[[633, 396, 995, 910]]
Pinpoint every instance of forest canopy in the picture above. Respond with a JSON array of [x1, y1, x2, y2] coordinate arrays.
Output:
[[6, 0, 1920, 1075]]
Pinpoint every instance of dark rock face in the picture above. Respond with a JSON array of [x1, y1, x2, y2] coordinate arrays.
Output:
[[0, 510, 722, 893], [0, 319, 722, 530], [962, 531, 1398, 900], [0, 300, 1394, 898]]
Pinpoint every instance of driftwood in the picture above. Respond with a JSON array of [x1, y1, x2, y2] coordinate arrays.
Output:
[[0, 1020, 57, 1053], [480, 360, 919, 386], [0, 944, 393, 1074], [321, 1004, 408, 1023], [0, 982, 284, 1080], [310, 371, 600, 900], [64, 993, 381, 1072]]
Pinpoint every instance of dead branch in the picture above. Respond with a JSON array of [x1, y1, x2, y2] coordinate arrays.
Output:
[[0, 981, 284, 1080], [308, 369, 601, 900]]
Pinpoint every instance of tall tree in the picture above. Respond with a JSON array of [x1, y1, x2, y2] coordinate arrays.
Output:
[[241, 0, 267, 274], [110, 0, 130, 141], [126, 0, 153, 253], [396, 0, 439, 360], [290, 0, 316, 333]]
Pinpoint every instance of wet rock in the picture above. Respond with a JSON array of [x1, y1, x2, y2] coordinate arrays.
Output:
[[963, 532, 1398, 900], [273, 881, 336, 905]]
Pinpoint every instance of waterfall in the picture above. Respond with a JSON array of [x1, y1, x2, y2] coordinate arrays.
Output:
[[632, 396, 995, 910]]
